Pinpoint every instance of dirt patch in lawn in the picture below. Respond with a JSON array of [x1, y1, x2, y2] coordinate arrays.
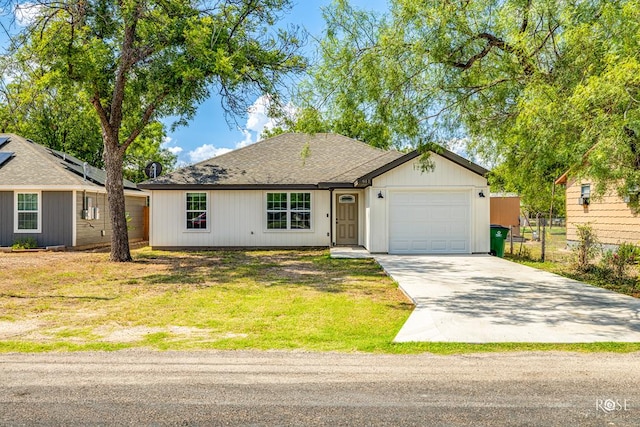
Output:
[[0, 247, 411, 351], [0, 320, 42, 339]]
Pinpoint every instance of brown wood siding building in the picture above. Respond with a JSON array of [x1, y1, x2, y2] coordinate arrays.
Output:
[[565, 179, 640, 246], [490, 195, 521, 236]]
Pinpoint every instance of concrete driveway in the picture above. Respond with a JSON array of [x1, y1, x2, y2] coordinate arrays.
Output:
[[374, 254, 640, 343]]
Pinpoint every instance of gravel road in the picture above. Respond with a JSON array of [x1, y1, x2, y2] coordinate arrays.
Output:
[[1, 350, 639, 426]]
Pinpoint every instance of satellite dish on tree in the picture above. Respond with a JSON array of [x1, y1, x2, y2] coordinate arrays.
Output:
[[145, 161, 163, 179]]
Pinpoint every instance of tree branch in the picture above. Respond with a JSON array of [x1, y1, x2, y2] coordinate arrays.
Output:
[[110, 0, 143, 134], [520, 0, 532, 33], [121, 88, 171, 151]]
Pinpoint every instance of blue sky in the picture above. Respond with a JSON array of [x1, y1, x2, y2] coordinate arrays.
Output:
[[164, 0, 391, 165]]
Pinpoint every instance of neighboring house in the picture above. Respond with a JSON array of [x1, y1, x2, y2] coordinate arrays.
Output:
[[555, 173, 640, 247], [490, 193, 521, 237], [139, 133, 490, 254], [0, 133, 148, 249]]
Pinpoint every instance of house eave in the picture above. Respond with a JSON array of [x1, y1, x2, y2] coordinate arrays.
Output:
[[555, 171, 569, 185], [137, 183, 321, 191], [356, 148, 489, 184], [318, 182, 357, 189]]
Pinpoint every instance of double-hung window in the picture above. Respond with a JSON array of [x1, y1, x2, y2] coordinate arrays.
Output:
[[15, 192, 41, 233], [186, 192, 207, 230], [267, 192, 311, 230]]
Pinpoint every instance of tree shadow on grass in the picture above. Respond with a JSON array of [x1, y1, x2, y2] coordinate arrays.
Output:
[[133, 250, 390, 295], [0, 293, 117, 301]]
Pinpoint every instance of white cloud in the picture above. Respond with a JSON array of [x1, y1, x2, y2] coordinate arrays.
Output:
[[161, 136, 184, 155], [236, 95, 281, 148], [14, 2, 42, 26], [235, 129, 254, 149], [246, 97, 272, 133], [188, 144, 232, 163], [181, 95, 294, 165]]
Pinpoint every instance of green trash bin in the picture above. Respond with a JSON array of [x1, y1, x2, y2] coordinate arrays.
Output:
[[490, 224, 510, 257]]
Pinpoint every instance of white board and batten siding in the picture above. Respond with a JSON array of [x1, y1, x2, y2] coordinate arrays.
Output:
[[149, 189, 331, 248], [366, 154, 490, 254]]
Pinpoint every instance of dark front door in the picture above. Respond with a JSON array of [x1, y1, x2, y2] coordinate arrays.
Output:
[[336, 194, 358, 245]]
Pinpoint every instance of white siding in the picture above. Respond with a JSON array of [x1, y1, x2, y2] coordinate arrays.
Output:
[[367, 186, 388, 252], [364, 188, 371, 250], [367, 155, 490, 254], [149, 190, 331, 248]]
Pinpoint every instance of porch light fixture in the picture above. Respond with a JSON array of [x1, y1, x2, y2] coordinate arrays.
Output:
[[377, 191, 384, 199], [478, 190, 486, 198]]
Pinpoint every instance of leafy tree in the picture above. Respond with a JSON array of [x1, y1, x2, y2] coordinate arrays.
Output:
[[3, 0, 305, 261], [123, 121, 177, 183], [282, 0, 640, 216], [0, 64, 176, 178]]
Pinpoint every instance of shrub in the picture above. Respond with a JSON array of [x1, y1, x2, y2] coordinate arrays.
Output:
[[601, 242, 639, 281], [572, 223, 600, 272], [12, 237, 38, 250], [514, 245, 533, 261]]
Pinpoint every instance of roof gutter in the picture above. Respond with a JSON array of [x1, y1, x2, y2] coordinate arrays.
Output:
[[137, 183, 321, 191]]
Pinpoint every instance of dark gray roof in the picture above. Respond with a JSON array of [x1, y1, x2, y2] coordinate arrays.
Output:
[[139, 133, 488, 190], [0, 133, 139, 191]]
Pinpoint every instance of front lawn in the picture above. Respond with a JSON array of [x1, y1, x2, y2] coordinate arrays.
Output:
[[0, 248, 414, 352], [2, 247, 639, 354]]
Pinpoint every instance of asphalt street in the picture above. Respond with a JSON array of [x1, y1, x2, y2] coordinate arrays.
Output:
[[1, 350, 639, 426]]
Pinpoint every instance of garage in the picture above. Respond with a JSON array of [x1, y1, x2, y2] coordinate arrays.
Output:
[[389, 191, 471, 254]]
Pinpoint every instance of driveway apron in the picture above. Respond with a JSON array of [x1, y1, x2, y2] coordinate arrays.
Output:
[[374, 254, 640, 343]]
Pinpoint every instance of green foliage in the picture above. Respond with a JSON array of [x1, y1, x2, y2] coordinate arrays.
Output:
[[0, 76, 177, 182], [512, 245, 533, 262], [3, 0, 305, 260], [11, 237, 38, 250], [572, 223, 601, 272], [279, 0, 640, 214], [600, 242, 640, 281]]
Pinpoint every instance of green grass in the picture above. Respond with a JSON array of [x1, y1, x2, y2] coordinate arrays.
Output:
[[506, 226, 640, 298], [1, 247, 638, 354], [0, 248, 412, 353]]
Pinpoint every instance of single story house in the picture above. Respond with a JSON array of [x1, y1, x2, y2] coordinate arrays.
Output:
[[0, 133, 148, 249], [555, 173, 640, 248], [139, 133, 490, 254]]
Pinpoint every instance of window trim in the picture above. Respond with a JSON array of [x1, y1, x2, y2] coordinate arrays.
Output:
[[580, 184, 591, 206], [14, 191, 42, 233], [184, 191, 210, 232], [265, 192, 313, 232]]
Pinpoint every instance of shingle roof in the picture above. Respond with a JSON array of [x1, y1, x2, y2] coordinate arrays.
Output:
[[140, 133, 406, 189], [138, 132, 489, 190], [0, 133, 139, 190]]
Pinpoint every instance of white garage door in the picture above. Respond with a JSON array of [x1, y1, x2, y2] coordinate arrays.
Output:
[[389, 191, 470, 254]]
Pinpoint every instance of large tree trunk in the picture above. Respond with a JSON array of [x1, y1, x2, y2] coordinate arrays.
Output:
[[103, 134, 132, 262]]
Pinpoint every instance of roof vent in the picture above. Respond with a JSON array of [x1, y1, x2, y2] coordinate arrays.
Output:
[[83, 162, 88, 181]]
